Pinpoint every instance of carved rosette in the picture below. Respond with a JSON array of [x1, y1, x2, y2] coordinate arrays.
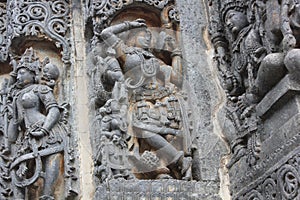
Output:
[[236, 151, 300, 200], [0, 3, 9, 62], [8, 0, 71, 63]]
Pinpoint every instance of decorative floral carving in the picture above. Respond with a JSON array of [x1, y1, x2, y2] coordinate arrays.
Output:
[[8, 0, 71, 63], [237, 152, 300, 200], [262, 178, 278, 200], [244, 190, 264, 200], [168, 6, 179, 22], [140, 0, 169, 9], [89, 0, 173, 30], [278, 165, 300, 199]]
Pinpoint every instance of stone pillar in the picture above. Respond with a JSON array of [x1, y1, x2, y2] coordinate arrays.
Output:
[[72, 0, 95, 199]]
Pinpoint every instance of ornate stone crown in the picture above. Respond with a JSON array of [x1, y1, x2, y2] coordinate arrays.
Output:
[[221, 0, 247, 21], [17, 47, 40, 75]]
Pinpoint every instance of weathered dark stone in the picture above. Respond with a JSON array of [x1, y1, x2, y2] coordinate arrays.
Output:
[[207, 0, 300, 198], [3, 0, 300, 199]]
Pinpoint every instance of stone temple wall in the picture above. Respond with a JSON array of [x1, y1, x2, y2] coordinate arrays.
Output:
[[0, 0, 299, 200]]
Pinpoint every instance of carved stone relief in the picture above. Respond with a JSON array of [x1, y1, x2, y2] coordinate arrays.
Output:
[[0, 0, 231, 199], [88, 0, 178, 30], [207, 0, 300, 197], [8, 0, 71, 63], [87, 0, 200, 197], [0, 47, 77, 199], [0, 1, 78, 199]]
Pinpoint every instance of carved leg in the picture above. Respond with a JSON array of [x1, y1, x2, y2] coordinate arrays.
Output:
[[284, 49, 300, 75], [142, 130, 192, 178], [255, 52, 286, 99], [142, 131, 182, 165], [42, 153, 64, 199], [11, 163, 26, 199]]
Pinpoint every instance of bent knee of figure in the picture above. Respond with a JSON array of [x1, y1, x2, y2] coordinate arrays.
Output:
[[284, 49, 300, 74], [142, 131, 171, 149], [255, 53, 286, 97], [258, 53, 285, 81], [107, 71, 124, 82], [260, 53, 285, 71]]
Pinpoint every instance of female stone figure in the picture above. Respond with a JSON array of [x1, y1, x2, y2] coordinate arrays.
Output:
[[100, 19, 192, 180], [4, 48, 76, 199]]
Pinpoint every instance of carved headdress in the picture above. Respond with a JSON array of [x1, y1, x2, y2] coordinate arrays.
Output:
[[16, 47, 40, 76], [221, 0, 247, 21]]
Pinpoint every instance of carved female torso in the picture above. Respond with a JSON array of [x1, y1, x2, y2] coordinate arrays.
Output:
[[16, 85, 46, 128]]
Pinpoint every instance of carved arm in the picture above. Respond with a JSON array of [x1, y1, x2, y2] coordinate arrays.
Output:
[[42, 107, 60, 133], [100, 19, 147, 47], [281, 0, 296, 51]]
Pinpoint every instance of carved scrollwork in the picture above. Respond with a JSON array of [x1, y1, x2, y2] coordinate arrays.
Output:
[[160, 4, 179, 28], [139, 0, 169, 9], [262, 178, 278, 200], [91, 0, 132, 16], [89, 0, 173, 31], [91, 0, 169, 16], [277, 164, 300, 199], [244, 190, 264, 200], [168, 6, 179, 22], [236, 152, 300, 200], [8, 0, 71, 63]]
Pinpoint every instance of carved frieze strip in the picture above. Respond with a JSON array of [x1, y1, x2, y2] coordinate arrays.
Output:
[[8, 0, 71, 63], [89, 0, 178, 31], [231, 113, 300, 193], [95, 179, 200, 199], [0, 2, 9, 62], [234, 146, 300, 200]]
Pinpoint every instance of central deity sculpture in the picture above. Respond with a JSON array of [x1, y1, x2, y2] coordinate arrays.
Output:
[[93, 19, 193, 180]]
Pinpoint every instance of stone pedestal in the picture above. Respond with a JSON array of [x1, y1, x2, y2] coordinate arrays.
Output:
[[95, 179, 221, 200]]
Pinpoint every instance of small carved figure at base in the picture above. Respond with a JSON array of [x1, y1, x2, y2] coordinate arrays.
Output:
[[94, 99, 134, 182]]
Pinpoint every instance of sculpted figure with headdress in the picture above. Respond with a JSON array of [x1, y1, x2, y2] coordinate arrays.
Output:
[[0, 48, 77, 199], [218, 0, 300, 168], [95, 19, 193, 180], [220, 0, 289, 167]]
